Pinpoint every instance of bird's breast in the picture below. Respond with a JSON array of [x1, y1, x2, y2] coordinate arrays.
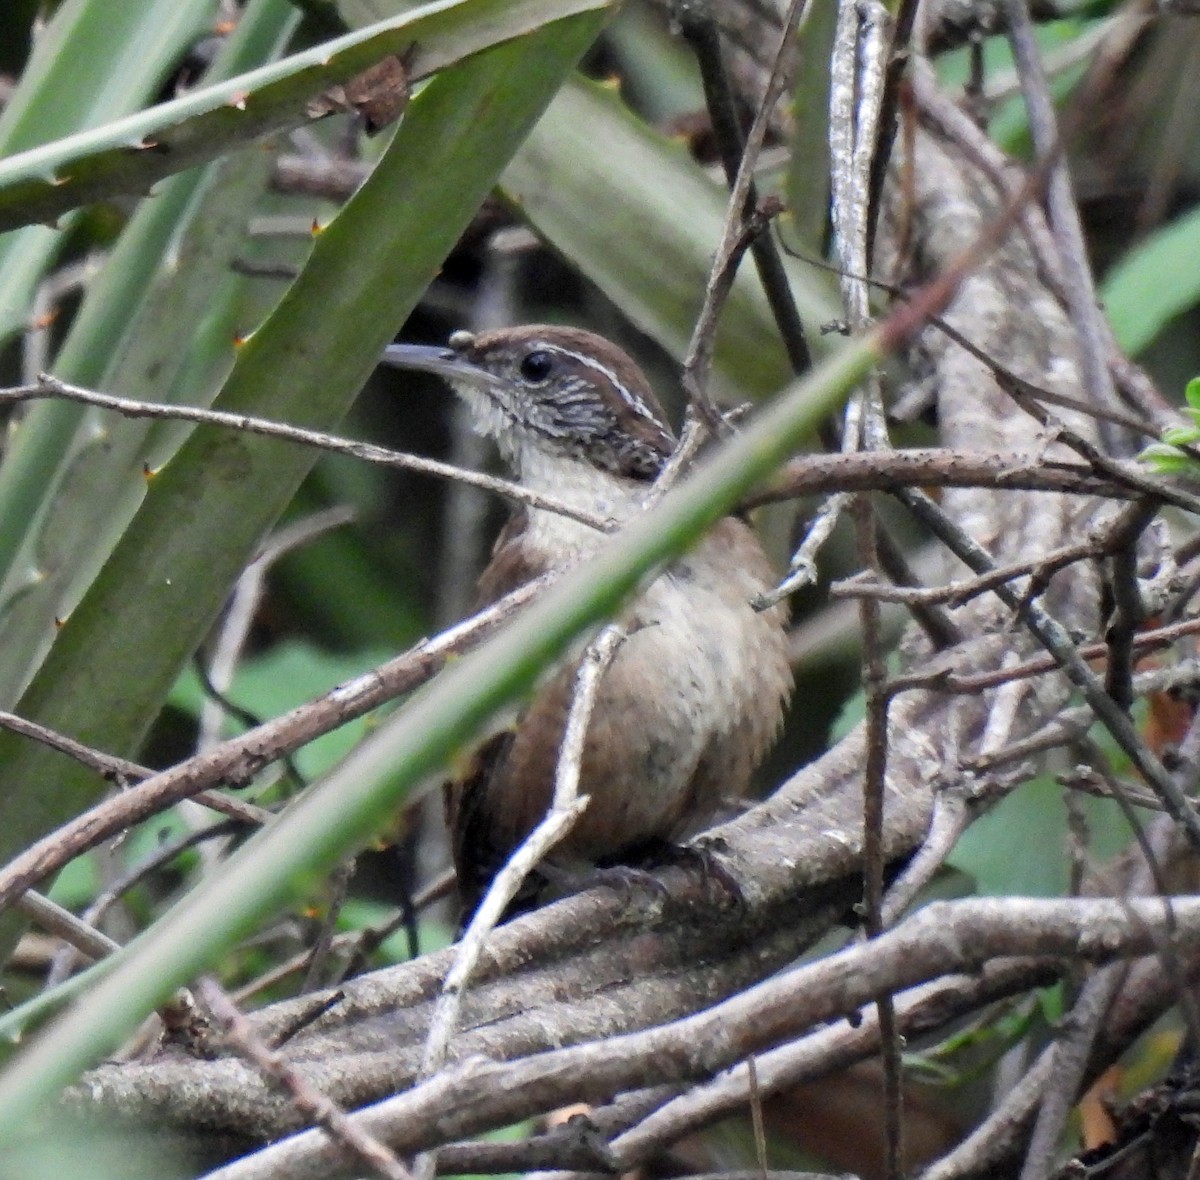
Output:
[[479, 515, 792, 861]]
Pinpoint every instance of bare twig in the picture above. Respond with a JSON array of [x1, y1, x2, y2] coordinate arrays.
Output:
[[16, 889, 121, 963], [651, 4, 810, 517], [46, 818, 251, 988], [608, 958, 1057, 1172], [865, 0, 922, 266], [753, 491, 851, 608], [201, 507, 355, 754], [880, 789, 972, 926], [197, 978, 412, 1180], [857, 495, 905, 1180], [299, 859, 356, 995], [0, 577, 549, 916], [1004, 0, 1120, 437], [1058, 767, 1164, 814], [676, 0, 813, 376], [887, 616, 1200, 698], [0, 709, 273, 827], [943, 815, 1187, 1180], [233, 870, 456, 1003], [921, 319, 1200, 517], [831, 528, 1117, 608], [741, 446, 1133, 507], [432, 1117, 623, 1174], [416, 626, 626, 1080], [831, 4, 905, 1171], [9, 375, 609, 532], [1103, 502, 1160, 710], [665, 0, 812, 448], [894, 490, 1200, 857], [682, 209, 773, 429], [188, 509, 353, 869]]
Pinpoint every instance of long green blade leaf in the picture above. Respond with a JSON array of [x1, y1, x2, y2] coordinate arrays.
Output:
[[0, 10, 609, 962]]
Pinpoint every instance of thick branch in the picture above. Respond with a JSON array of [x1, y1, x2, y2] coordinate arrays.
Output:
[[146, 898, 1200, 1180]]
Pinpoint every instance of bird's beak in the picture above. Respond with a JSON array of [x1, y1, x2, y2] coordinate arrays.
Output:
[[380, 342, 505, 392]]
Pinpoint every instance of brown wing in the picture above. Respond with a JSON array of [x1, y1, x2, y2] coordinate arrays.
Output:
[[444, 729, 515, 919], [448, 507, 561, 918]]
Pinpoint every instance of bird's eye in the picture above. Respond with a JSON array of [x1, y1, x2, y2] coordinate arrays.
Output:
[[519, 350, 554, 383]]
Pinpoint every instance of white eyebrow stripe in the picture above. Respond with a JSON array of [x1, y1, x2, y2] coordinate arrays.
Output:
[[542, 343, 661, 425]]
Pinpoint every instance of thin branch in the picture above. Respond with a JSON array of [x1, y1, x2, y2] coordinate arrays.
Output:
[[0, 710, 273, 827], [909, 50, 1176, 436], [920, 1042, 1055, 1180], [0, 577, 549, 915], [299, 859, 356, 995], [1059, 767, 1164, 815], [946, 346, 1200, 519], [741, 446, 1132, 507], [46, 818, 250, 988], [892, 489, 1200, 857], [431, 1117, 622, 1174], [416, 626, 625, 1079], [668, 0, 812, 440], [10, 375, 610, 532], [865, 0, 922, 266], [234, 870, 456, 1003], [831, 528, 1116, 609], [887, 616, 1200, 698], [873, 523, 964, 649], [753, 491, 852, 609], [970, 709, 1092, 774], [1103, 502, 1159, 710], [681, 208, 772, 429], [652, 7, 810, 492], [858, 497, 906, 1180], [0, 709, 150, 788], [608, 957, 1057, 1172], [16, 890, 121, 963], [189, 509, 352, 871], [831, 4, 905, 1170], [1081, 759, 1200, 1048], [1004, 0, 1121, 435], [907, 56, 1067, 303], [880, 790, 972, 926], [202, 507, 355, 754], [197, 978, 412, 1180], [676, 0, 813, 376]]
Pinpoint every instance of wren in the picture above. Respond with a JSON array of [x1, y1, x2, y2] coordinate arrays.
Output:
[[383, 326, 793, 918]]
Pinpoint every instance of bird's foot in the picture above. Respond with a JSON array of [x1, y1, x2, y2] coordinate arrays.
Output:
[[538, 859, 670, 908], [664, 840, 747, 911]]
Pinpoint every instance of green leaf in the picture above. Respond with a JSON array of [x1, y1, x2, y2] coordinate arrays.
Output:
[[1101, 203, 1200, 357], [1140, 443, 1198, 476], [0, 0, 216, 345], [0, 10, 610, 966], [948, 778, 1071, 897], [0, 0, 300, 705], [1186, 375, 1200, 412], [0, 0, 611, 236]]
